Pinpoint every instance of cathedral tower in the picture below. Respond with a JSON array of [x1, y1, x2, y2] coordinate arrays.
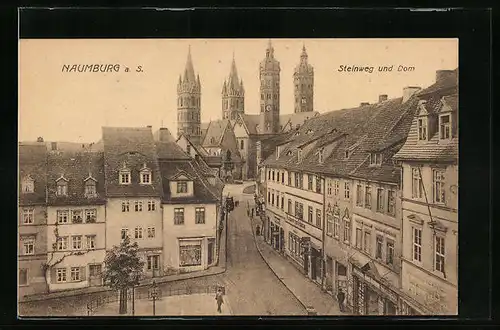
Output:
[[222, 54, 245, 120], [177, 46, 202, 145], [259, 40, 281, 134], [293, 44, 314, 113]]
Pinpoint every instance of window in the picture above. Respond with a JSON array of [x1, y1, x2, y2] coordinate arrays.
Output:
[[267, 191, 270, 203], [268, 170, 271, 180], [177, 181, 188, 193], [85, 209, 97, 223], [89, 264, 102, 277], [413, 227, 422, 262], [281, 196, 285, 210], [345, 150, 350, 159], [240, 140, 244, 150], [440, 114, 451, 140], [343, 219, 351, 244], [356, 184, 363, 206], [287, 172, 292, 185], [140, 171, 151, 184], [281, 172, 284, 184], [364, 231, 371, 254], [316, 176, 321, 193], [134, 227, 143, 239], [22, 177, 35, 193], [370, 153, 382, 166], [179, 241, 202, 267], [376, 235, 383, 259], [56, 268, 67, 283], [376, 188, 385, 212], [195, 207, 206, 224], [57, 236, 68, 251], [271, 193, 275, 206], [298, 174, 303, 189], [85, 181, 97, 197], [19, 269, 28, 286], [132, 201, 142, 212], [418, 118, 428, 140], [121, 228, 129, 240], [72, 235, 82, 250], [435, 236, 445, 273], [272, 171, 275, 181], [318, 149, 323, 163], [86, 235, 96, 249], [433, 169, 446, 204], [22, 208, 34, 224], [119, 170, 130, 185], [365, 185, 372, 209], [186, 144, 191, 154], [174, 208, 185, 225], [316, 209, 322, 228], [386, 239, 394, 265], [56, 181, 68, 196], [355, 228, 362, 249], [288, 199, 292, 214], [344, 182, 350, 199], [295, 202, 303, 220], [308, 175, 313, 190], [334, 180, 340, 195], [327, 180, 333, 195], [57, 210, 69, 224], [147, 227, 156, 238], [72, 210, 83, 223], [147, 255, 160, 270], [114, 200, 125, 213], [387, 190, 396, 216], [333, 215, 340, 238], [22, 238, 35, 255], [295, 173, 300, 187], [326, 215, 333, 236], [147, 201, 156, 211], [412, 168, 423, 199], [308, 206, 313, 223], [70, 267, 81, 282]]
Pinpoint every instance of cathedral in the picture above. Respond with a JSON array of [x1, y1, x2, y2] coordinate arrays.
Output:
[[175, 40, 319, 181]]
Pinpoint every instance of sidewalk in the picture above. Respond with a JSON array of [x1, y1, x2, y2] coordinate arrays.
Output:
[[91, 293, 234, 316], [250, 217, 350, 316], [21, 219, 228, 304]]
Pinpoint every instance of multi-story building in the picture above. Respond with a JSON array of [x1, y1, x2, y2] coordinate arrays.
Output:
[[293, 45, 314, 113], [102, 127, 164, 278], [394, 69, 458, 315], [156, 128, 221, 273], [45, 149, 107, 291], [18, 143, 48, 296]]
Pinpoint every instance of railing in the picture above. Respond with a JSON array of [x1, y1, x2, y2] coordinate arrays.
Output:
[[87, 285, 225, 315]]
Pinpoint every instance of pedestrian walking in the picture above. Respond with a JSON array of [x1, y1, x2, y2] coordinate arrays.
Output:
[[215, 288, 224, 313], [337, 288, 345, 312]]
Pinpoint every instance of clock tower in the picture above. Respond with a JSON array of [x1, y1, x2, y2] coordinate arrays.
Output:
[[259, 40, 281, 134], [294, 44, 314, 113]]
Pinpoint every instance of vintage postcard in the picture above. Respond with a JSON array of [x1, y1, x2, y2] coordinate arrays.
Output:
[[18, 38, 458, 317]]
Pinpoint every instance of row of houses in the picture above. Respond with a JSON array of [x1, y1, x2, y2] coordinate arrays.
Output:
[[18, 127, 224, 297], [257, 69, 458, 315]]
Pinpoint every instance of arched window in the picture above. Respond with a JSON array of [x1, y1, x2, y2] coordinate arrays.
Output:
[[240, 140, 244, 150]]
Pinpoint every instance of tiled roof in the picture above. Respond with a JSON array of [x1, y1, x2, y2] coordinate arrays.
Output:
[[280, 111, 320, 132], [19, 144, 47, 205], [158, 160, 219, 204], [238, 114, 261, 135], [418, 68, 458, 97], [202, 119, 230, 147], [102, 127, 163, 198], [153, 128, 176, 143], [46, 151, 106, 206], [155, 141, 191, 161]]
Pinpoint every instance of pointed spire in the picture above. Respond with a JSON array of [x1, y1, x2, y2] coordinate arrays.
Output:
[[301, 43, 308, 61], [183, 45, 196, 83], [266, 39, 274, 58], [227, 55, 240, 91]]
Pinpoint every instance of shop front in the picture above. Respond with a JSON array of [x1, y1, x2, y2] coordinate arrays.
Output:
[[270, 215, 285, 253], [309, 243, 322, 284], [351, 264, 399, 315]]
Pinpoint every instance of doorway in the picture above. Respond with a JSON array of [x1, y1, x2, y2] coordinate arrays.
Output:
[[208, 238, 215, 265], [88, 264, 103, 287]]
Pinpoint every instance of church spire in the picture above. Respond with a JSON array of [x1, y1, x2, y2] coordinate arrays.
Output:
[[227, 55, 240, 91], [301, 43, 308, 60], [266, 39, 274, 58], [183, 45, 196, 83]]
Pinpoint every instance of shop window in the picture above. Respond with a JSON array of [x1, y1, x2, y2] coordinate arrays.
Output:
[[179, 241, 202, 267]]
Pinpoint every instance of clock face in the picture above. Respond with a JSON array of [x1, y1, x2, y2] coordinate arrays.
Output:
[[266, 105, 272, 112]]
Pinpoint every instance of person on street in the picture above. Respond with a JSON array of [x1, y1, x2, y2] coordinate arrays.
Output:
[[215, 288, 224, 313], [337, 288, 346, 312], [251, 208, 254, 218]]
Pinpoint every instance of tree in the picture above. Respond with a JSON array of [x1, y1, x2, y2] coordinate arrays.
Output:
[[102, 236, 145, 314]]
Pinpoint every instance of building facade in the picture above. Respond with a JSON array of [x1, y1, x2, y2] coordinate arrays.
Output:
[[259, 40, 281, 134], [293, 45, 314, 113], [222, 56, 245, 120]]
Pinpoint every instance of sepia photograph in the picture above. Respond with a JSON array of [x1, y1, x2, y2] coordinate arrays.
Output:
[[18, 38, 458, 317]]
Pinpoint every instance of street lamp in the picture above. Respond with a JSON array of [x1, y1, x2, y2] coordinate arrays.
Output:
[[148, 280, 160, 316]]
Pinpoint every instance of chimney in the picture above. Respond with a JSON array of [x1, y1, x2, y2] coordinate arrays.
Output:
[[36, 137, 44, 142], [378, 94, 388, 103], [360, 102, 370, 107], [435, 70, 455, 82], [147, 125, 152, 129], [402, 86, 422, 103], [51, 142, 57, 151]]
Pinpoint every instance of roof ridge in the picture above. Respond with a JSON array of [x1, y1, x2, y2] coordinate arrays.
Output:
[[188, 161, 219, 201]]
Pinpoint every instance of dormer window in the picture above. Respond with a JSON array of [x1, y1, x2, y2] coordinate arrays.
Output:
[[306, 129, 313, 134], [418, 118, 428, 141], [22, 175, 35, 193], [119, 169, 131, 185], [439, 114, 451, 140], [84, 174, 97, 198], [140, 164, 152, 185], [318, 148, 324, 163], [287, 150, 293, 156], [295, 131, 300, 137], [177, 181, 188, 193], [297, 149, 303, 162], [56, 176, 68, 196], [369, 153, 382, 166]]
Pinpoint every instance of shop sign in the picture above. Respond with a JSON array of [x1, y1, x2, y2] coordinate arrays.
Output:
[[287, 215, 306, 229]]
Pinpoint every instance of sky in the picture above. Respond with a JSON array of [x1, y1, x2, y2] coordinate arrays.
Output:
[[19, 38, 458, 143]]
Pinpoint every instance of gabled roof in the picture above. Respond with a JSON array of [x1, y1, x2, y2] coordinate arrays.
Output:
[[176, 133, 209, 157], [202, 119, 231, 147], [19, 144, 47, 205], [102, 127, 163, 198], [46, 151, 106, 206], [280, 111, 320, 132], [236, 114, 261, 135]]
